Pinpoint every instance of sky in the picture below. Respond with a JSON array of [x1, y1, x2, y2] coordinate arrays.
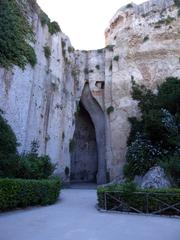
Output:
[[37, 0, 146, 50]]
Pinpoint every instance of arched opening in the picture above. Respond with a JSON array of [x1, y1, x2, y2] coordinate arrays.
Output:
[[70, 102, 98, 183], [70, 83, 107, 184]]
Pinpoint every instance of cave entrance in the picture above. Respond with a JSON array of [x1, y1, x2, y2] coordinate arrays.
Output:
[[70, 102, 98, 183], [70, 83, 107, 185]]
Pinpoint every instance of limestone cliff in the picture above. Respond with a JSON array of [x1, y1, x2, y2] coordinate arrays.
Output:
[[0, 0, 179, 183]]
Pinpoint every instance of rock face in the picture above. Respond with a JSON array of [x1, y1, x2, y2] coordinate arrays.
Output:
[[141, 166, 171, 189], [0, 0, 180, 183]]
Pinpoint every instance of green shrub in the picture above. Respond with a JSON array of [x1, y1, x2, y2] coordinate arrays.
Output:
[[126, 3, 133, 8], [97, 49, 103, 53], [159, 154, 180, 186], [157, 16, 175, 25], [107, 106, 114, 115], [0, 0, 37, 69], [48, 21, 61, 35], [44, 46, 51, 59], [178, 9, 180, 17], [0, 178, 61, 211], [0, 113, 19, 178], [124, 78, 180, 181], [113, 55, 119, 61], [0, 127, 55, 179], [40, 11, 50, 26], [125, 134, 163, 179], [40, 11, 61, 35], [143, 35, 149, 42], [17, 153, 55, 180], [95, 65, 100, 70], [0, 113, 18, 157], [68, 46, 74, 53], [157, 77, 180, 115], [174, 0, 180, 8], [97, 184, 180, 215]]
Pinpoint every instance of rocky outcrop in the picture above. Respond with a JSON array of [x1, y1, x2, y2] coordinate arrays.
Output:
[[140, 166, 171, 189], [0, 0, 179, 182]]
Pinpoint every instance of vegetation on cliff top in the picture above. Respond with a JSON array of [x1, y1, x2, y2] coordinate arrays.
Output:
[[40, 11, 61, 35], [0, 0, 37, 69]]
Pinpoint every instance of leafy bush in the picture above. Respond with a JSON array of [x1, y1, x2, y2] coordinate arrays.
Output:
[[97, 49, 103, 53], [0, 113, 18, 158], [174, 0, 180, 8], [95, 65, 100, 70], [0, 115, 55, 179], [97, 184, 180, 215], [126, 3, 133, 8], [0, 177, 61, 211], [113, 55, 119, 61], [48, 21, 61, 35], [68, 46, 74, 53], [124, 134, 163, 179], [143, 35, 149, 42], [107, 106, 114, 115], [44, 46, 51, 59], [0, 113, 19, 177], [15, 140, 55, 179], [40, 11, 61, 35], [0, 0, 37, 69], [157, 16, 175, 25], [124, 78, 180, 181], [159, 153, 180, 186], [17, 154, 55, 180], [157, 77, 180, 115], [178, 9, 180, 17], [40, 11, 50, 26]]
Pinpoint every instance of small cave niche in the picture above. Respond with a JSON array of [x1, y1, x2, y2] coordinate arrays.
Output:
[[95, 81, 105, 90]]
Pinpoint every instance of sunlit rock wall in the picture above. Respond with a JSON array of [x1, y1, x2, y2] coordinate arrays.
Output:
[[0, 0, 179, 181], [104, 0, 180, 179]]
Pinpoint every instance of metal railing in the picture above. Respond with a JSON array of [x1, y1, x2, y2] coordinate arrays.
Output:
[[101, 191, 180, 216]]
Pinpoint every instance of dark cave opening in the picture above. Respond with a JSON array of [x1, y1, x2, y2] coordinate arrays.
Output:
[[70, 102, 98, 183]]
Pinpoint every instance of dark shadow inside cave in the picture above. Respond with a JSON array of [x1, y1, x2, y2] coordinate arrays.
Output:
[[70, 102, 98, 183]]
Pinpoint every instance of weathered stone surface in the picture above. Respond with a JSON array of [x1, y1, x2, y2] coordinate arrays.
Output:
[[141, 166, 171, 189], [0, 0, 179, 183]]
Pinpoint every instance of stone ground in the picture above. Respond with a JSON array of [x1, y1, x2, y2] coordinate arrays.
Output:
[[0, 186, 179, 240]]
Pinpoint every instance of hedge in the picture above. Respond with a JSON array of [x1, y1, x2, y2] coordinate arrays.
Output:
[[97, 184, 180, 216], [0, 177, 61, 211]]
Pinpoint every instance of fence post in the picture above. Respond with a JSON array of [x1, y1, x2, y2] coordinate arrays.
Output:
[[104, 192, 107, 210], [146, 193, 149, 213]]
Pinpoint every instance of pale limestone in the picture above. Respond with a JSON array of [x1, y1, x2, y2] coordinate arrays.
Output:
[[0, 0, 179, 182]]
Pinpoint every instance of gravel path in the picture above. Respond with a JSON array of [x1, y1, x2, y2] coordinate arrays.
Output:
[[0, 189, 179, 240]]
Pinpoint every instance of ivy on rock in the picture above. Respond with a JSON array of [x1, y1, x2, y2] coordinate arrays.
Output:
[[0, 0, 37, 69]]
